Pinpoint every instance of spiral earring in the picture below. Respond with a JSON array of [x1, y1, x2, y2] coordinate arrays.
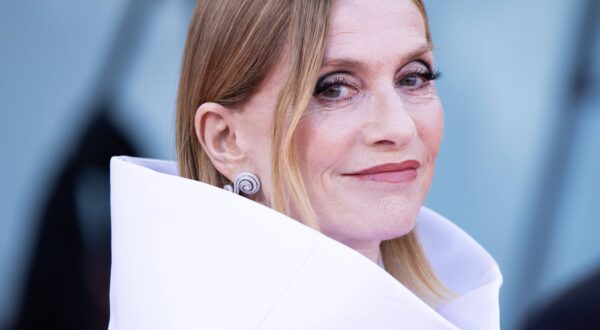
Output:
[[224, 172, 261, 196]]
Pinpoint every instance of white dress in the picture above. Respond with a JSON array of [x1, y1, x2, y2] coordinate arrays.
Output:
[[109, 156, 502, 330]]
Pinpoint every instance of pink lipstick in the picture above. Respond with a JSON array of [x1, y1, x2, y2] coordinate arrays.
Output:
[[344, 160, 420, 184]]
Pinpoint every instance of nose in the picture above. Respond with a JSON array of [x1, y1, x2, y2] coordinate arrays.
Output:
[[362, 89, 417, 148]]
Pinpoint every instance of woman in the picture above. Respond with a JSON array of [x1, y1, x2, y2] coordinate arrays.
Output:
[[109, 0, 502, 329]]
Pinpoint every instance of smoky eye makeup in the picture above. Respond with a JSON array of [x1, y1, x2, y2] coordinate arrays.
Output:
[[311, 59, 442, 104], [313, 71, 359, 103], [314, 71, 353, 92], [396, 60, 442, 90]]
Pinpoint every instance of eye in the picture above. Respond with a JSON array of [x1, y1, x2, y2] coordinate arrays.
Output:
[[399, 75, 421, 87], [321, 84, 346, 98], [314, 75, 358, 102], [397, 61, 442, 90]]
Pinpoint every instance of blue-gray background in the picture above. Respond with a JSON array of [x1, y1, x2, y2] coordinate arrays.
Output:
[[1, 1, 598, 329]]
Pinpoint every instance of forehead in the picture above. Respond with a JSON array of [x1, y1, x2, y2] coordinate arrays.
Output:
[[326, 0, 428, 61]]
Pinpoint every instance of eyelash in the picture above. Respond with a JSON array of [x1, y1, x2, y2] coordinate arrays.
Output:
[[402, 67, 443, 85], [314, 64, 442, 102], [314, 76, 353, 95]]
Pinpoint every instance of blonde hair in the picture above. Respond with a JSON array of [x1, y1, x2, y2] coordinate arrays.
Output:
[[176, 0, 449, 304]]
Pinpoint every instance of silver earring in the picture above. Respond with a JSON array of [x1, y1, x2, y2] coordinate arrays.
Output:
[[224, 172, 260, 195]]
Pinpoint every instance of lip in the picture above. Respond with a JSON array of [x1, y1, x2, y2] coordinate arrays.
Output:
[[344, 160, 421, 184]]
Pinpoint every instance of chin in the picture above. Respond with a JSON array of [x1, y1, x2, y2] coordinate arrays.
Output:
[[372, 196, 422, 234], [375, 211, 419, 241], [318, 203, 421, 245]]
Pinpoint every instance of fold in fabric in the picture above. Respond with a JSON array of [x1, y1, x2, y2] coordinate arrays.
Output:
[[109, 156, 501, 329]]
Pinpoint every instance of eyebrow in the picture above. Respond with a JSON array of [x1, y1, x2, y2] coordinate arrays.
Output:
[[321, 43, 434, 71]]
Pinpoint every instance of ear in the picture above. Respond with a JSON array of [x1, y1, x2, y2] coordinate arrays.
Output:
[[194, 102, 245, 181]]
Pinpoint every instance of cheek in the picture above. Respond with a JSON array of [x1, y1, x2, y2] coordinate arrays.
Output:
[[412, 100, 444, 160], [429, 109, 444, 158], [295, 114, 358, 228], [412, 101, 444, 198], [295, 114, 352, 180]]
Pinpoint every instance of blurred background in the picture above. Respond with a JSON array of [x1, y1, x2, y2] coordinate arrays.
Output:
[[0, 0, 598, 329]]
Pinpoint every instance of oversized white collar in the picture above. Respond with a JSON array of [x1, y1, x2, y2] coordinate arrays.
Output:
[[109, 156, 502, 329]]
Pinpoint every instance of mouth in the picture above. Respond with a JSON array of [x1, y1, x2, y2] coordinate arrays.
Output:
[[343, 160, 421, 184]]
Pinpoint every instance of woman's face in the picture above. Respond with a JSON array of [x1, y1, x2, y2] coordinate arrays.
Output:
[[239, 0, 443, 259]]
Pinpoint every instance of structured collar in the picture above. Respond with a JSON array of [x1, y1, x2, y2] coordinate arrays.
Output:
[[109, 156, 501, 330]]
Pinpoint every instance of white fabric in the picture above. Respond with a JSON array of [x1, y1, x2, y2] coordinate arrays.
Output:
[[109, 156, 502, 330]]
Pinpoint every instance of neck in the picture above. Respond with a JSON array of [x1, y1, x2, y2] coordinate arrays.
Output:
[[344, 240, 383, 267]]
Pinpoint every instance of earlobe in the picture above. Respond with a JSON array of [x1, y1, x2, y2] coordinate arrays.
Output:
[[194, 102, 244, 179]]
